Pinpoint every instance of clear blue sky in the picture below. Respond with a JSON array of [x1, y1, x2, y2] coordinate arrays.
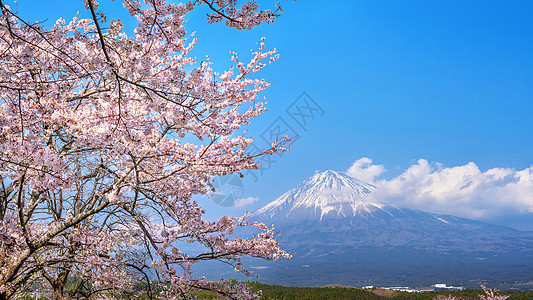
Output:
[[14, 1, 533, 229]]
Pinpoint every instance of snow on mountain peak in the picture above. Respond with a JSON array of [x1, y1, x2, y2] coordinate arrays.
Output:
[[255, 170, 380, 220]]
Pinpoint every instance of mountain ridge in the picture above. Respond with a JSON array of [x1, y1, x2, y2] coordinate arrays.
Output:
[[253, 170, 517, 232], [244, 170, 533, 288], [254, 170, 380, 220]]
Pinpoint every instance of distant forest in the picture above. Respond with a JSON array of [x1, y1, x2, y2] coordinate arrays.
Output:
[[190, 282, 533, 300]]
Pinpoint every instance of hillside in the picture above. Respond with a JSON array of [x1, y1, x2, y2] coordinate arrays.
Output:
[[242, 170, 533, 288]]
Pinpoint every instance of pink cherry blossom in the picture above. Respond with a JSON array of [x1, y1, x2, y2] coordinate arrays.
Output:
[[0, 0, 291, 298]]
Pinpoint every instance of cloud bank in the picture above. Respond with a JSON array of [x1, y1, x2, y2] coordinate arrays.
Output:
[[346, 158, 533, 220]]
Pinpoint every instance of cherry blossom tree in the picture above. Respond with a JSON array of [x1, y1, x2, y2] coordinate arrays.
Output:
[[38, 223, 133, 299], [0, 0, 291, 298]]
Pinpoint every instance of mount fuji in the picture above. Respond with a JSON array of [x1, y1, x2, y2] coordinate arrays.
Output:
[[254, 170, 377, 221], [245, 170, 533, 288]]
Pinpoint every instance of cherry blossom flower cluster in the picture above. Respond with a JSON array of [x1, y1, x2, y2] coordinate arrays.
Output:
[[0, 216, 131, 297], [202, 0, 288, 30], [0, 0, 291, 298], [478, 285, 510, 300], [433, 285, 509, 300]]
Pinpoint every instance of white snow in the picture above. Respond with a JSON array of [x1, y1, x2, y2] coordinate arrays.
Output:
[[255, 170, 385, 220]]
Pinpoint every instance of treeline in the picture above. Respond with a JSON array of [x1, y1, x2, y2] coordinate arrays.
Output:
[[192, 282, 533, 300], [22, 280, 533, 299]]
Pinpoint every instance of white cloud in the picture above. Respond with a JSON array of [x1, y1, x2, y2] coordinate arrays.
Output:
[[346, 157, 386, 184], [349, 158, 533, 220], [234, 196, 259, 208]]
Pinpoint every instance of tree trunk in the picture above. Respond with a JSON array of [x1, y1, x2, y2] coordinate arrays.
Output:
[[53, 285, 64, 300]]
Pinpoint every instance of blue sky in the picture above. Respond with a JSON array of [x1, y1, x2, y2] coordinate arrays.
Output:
[[195, 0, 533, 230], [15, 1, 533, 229]]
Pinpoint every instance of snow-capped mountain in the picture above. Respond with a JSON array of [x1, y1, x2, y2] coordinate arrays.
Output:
[[252, 169, 533, 250], [255, 170, 378, 220], [246, 170, 533, 288]]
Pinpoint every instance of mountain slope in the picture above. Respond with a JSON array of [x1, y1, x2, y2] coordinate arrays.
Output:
[[252, 170, 530, 252], [245, 170, 533, 288], [255, 170, 377, 220]]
